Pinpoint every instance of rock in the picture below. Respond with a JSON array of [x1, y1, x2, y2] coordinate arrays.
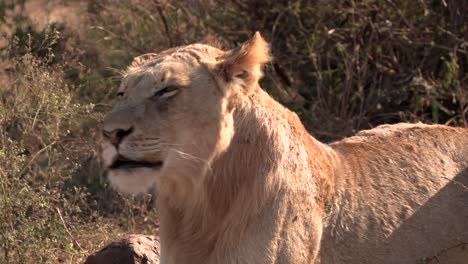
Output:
[[84, 234, 160, 264]]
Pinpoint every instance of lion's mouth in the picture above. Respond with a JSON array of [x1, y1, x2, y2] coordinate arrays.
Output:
[[109, 156, 163, 170]]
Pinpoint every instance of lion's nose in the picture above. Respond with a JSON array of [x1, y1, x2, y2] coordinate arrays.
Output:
[[102, 127, 133, 147]]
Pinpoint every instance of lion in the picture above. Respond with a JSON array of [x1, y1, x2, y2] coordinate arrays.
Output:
[[101, 32, 468, 264]]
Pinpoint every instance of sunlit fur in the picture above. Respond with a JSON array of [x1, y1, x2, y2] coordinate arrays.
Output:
[[101, 33, 468, 263]]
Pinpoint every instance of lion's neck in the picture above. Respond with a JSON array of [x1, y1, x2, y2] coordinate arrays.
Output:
[[158, 88, 338, 263], [215, 88, 337, 209]]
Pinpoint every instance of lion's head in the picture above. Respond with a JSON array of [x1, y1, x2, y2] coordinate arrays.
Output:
[[101, 33, 271, 200]]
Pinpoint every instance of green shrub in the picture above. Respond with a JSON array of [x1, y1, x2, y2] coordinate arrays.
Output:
[[0, 47, 98, 261], [1, 10, 158, 263], [7, 23, 67, 63]]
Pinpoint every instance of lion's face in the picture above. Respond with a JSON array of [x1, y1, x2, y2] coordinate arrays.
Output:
[[101, 34, 270, 196]]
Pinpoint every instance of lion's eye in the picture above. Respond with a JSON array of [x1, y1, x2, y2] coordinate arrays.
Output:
[[153, 86, 179, 99]]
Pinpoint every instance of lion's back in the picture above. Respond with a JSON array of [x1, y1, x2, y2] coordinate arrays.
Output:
[[319, 123, 468, 263], [338, 123, 467, 162], [333, 123, 467, 179]]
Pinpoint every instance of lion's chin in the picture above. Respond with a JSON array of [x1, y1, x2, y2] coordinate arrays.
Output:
[[108, 167, 159, 195]]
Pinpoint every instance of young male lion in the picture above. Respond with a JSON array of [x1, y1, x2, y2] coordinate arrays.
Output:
[[101, 32, 468, 264]]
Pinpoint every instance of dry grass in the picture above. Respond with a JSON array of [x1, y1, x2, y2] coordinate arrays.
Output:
[[0, 0, 466, 263]]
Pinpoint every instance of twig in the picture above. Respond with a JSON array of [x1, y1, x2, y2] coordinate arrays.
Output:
[[310, 129, 346, 140], [56, 207, 84, 252], [31, 93, 46, 132], [156, 5, 173, 46], [16, 140, 57, 177], [443, 176, 468, 192], [424, 242, 468, 263], [90, 26, 146, 54]]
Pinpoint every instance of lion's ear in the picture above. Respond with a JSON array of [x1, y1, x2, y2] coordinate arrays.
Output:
[[128, 53, 158, 69], [215, 32, 271, 92]]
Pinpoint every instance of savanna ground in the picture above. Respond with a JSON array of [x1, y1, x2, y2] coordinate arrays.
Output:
[[0, 0, 466, 263]]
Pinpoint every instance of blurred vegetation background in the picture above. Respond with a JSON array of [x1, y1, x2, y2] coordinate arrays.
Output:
[[0, 0, 466, 263]]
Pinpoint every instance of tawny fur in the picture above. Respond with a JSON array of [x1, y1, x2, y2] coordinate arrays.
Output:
[[101, 33, 468, 264]]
